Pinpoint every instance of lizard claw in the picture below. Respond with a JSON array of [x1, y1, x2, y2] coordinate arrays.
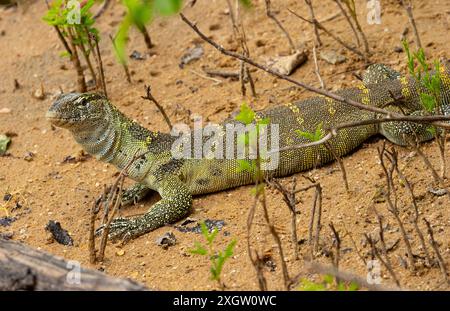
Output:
[[95, 217, 136, 243]]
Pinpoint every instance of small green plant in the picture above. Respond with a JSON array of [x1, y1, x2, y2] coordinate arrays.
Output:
[[113, 0, 252, 74], [298, 274, 359, 291], [43, 0, 107, 94], [235, 102, 270, 178], [296, 122, 324, 142], [403, 40, 442, 113], [189, 222, 237, 289], [113, 0, 182, 69]]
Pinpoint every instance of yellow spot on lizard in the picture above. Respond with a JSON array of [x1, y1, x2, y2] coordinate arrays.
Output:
[[439, 65, 450, 87], [400, 76, 411, 98], [357, 83, 370, 105]]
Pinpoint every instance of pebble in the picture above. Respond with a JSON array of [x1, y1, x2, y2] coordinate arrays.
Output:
[[320, 50, 346, 65], [33, 87, 45, 100], [0, 107, 11, 114]]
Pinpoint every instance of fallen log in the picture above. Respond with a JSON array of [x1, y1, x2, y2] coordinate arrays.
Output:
[[0, 238, 148, 291]]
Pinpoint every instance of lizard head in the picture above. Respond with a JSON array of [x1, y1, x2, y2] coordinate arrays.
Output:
[[46, 92, 109, 130]]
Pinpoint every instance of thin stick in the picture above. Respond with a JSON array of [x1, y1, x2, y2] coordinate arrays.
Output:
[[378, 145, 415, 271], [332, 0, 360, 47], [203, 68, 240, 79], [189, 69, 222, 85], [75, 28, 98, 90], [392, 155, 433, 267], [342, 224, 366, 265], [94, 0, 111, 19], [329, 222, 341, 283], [109, 34, 131, 83], [137, 25, 154, 50], [399, 0, 422, 49], [88, 200, 99, 264], [423, 218, 449, 284], [342, 0, 370, 56], [269, 177, 299, 260], [67, 28, 87, 92], [141, 85, 173, 130], [324, 142, 349, 192], [313, 183, 322, 255], [264, 0, 296, 51], [366, 234, 401, 287], [288, 8, 366, 60], [312, 45, 325, 89], [304, 0, 322, 46], [86, 31, 108, 97]]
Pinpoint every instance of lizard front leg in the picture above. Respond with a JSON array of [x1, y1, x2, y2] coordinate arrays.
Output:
[[97, 176, 192, 242], [121, 183, 153, 207]]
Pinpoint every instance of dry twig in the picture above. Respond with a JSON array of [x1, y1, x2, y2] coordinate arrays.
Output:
[[142, 85, 173, 130], [264, 0, 296, 51]]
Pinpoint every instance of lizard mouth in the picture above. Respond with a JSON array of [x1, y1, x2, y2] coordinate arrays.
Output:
[[45, 110, 74, 127]]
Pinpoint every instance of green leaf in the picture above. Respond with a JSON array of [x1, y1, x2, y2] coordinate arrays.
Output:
[[207, 228, 219, 245], [296, 122, 324, 142], [224, 239, 237, 258], [427, 126, 437, 136], [0, 134, 11, 156], [420, 92, 436, 112], [235, 102, 255, 125], [348, 282, 359, 291], [200, 221, 209, 239], [154, 0, 182, 15], [237, 159, 255, 173], [239, 0, 253, 7], [298, 279, 326, 291], [189, 241, 207, 255], [323, 274, 334, 285]]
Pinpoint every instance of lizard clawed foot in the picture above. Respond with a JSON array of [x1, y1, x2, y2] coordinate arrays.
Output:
[[95, 217, 140, 243]]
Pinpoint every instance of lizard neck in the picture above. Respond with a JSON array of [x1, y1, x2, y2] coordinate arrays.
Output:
[[72, 106, 123, 164]]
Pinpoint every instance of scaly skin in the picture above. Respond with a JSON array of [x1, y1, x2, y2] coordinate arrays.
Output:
[[46, 64, 450, 242]]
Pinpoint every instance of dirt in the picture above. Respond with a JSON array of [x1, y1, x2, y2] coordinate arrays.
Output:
[[0, 0, 449, 291]]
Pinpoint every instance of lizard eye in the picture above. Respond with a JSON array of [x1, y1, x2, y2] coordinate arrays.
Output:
[[77, 97, 90, 109]]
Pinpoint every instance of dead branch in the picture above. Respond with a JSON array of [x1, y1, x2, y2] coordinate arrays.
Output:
[[332, 0, 360, 47], [392, 155, 433, 267], [87, 31, 108, 97], [342, 224, 366, 265], [0, 238, 148, 291], [269, 177, 299, 260], [142, 85, 173, 130], [203, 68, 240, 79], [365, 233, 401, 287], [312, 45, 325, 89], [226, 0, 256, 97], [94, 0, 111, 19], [109, 34, 131, 83], [399, 0, 422, 49], [324, 141, 349, 192], [423, 218, 449, 284], [264, 0, 296, 51], [341, 0, 370, 56], [67, 28, 87, 92], [378, 144, 416, 271], [304, 0, 322, 46], [288, 8, 367, 61], [329, 222, 341, 283]]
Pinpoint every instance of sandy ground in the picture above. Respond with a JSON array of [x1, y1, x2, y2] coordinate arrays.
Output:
[[0, 0, 449, 290]]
